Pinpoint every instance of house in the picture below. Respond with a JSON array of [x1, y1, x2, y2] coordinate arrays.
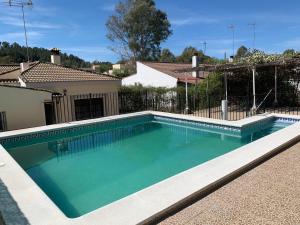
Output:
[[0, 48, 121, 130], [109, 63, 126, 75], [0, 85, 53, 131], [122, 59, 209, 88]]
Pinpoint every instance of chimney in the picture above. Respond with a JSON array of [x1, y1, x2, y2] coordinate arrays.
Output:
[[192, 53, 199, 78], [20, 62, 30, 72], [50, 48, 61, 65]]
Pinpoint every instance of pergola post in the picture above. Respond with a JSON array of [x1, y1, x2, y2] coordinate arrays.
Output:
[[184, 73, 189, 114], [225, 72, 228, 100], [251, 66, 257, 114], [274, 66, 278, 105]]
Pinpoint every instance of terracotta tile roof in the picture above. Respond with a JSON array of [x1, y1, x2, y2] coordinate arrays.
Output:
[[0, 65, 20, 75], [20, 62, 120, 83], [0, 79, 19, 86], [0, 84, 55, 93], [141, 62, 209, 84]]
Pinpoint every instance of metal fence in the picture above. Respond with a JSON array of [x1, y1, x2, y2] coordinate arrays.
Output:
[[256, 91, 300, 115], [48, 90, 300, 126], [118, 90, 252, 120]]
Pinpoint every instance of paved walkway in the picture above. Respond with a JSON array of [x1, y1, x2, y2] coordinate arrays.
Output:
[[158, 142, 300, 225]]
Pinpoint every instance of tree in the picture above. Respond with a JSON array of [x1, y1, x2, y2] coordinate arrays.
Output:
[[106, 0, 172, 61], [0, 41, 91, 68], [92, 61, 112, 73], [176, 47, 200, 63], [159, 48, 175, 62], [113, 68, 130, 78], [236, 45, 249, 58], [198, 72, 223, 96], [176, 46, 213, 63], [283, 49, 296, 56]]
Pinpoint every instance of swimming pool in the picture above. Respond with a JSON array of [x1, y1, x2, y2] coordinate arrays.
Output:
[[0, 114, 297, 218]]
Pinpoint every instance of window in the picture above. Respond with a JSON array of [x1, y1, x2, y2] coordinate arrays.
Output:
[[74, 98, 104, 121], [0, 112, 7, 132]]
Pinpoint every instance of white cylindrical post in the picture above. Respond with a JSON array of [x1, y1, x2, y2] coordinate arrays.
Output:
[[251, 67, 257, 114], [224, 72, 228, 100], [185, 74, 189, 114], [222, 100, 228, 120]]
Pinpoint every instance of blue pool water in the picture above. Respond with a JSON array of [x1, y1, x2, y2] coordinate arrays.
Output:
[[1, 116, 295, 218]]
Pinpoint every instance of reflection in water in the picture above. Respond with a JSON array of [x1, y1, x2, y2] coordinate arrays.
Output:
[[47, 121, 242, 160], [48, 122, 161, 159]]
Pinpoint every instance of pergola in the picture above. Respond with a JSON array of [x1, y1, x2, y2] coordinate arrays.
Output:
[[177, 57, 300, 117]]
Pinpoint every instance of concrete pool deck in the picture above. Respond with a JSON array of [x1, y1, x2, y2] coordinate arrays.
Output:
[[158, 141, 300, 225]]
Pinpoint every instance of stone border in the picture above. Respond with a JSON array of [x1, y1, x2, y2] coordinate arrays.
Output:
[[0, 112, 300, 225]]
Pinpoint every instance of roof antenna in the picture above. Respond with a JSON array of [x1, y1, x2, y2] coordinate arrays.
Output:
[[202, 41, 207, 55], [248, 23, 256, 51], [3, 1, 34, 63], [228, 25, 235, 60]]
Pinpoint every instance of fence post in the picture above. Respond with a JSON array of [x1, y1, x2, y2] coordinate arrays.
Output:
[[145, 91, 148, 110], [89, 93, 92, 118], [208, 95, 211, 118]]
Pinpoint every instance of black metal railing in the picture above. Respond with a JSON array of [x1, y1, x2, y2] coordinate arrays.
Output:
[[118, 90, 250, 120], [257, 91, 300, 115]]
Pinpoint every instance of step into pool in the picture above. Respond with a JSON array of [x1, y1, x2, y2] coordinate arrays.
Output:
[[0, 115, 296, 218]]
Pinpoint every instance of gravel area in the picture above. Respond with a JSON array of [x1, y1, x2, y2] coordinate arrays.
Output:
[[157, 142, 300, 225], [0, 179, 29, 225]]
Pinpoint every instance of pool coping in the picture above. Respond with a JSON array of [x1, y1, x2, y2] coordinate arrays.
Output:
[[0, 111, 300, 225]]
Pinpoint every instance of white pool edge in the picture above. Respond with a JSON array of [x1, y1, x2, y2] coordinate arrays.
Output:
[[0, 112, 300, 225]]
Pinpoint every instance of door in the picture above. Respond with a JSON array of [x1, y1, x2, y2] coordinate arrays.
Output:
[[44, 102, 56, 125], [74, 98, 104, 121]]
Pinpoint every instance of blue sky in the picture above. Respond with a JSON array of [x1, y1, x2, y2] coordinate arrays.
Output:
[[1, 0, 300, 63]]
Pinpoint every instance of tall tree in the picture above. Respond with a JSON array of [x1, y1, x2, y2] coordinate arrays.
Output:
[[106, 0, 172, 61], [159, 48, 176, 62], [236, 45, 249, 58]]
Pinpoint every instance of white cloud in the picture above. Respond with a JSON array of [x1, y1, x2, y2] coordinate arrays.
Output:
[[61, 46, 116, 62], [171, 16, 219, 26], [33, 6, 60, 17], [0, 31, 43, 42], [61, 46, 113, 54], [0, 16, 61, 29]]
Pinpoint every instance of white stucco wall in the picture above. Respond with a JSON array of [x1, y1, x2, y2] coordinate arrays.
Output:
[[122, 62, 177, 88], [0, 86, 52, 131]]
